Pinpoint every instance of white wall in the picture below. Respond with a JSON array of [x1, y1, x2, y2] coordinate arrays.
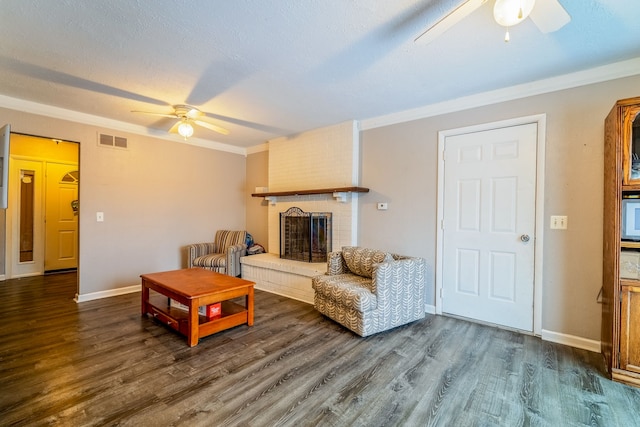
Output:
[[358, 74, 640, 342], [1, 107, 247, 298], [246, 150, 269, 251]]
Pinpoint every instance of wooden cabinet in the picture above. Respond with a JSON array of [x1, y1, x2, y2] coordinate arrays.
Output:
[[602, 97, 640, 388], [620, 284, 640, 374]]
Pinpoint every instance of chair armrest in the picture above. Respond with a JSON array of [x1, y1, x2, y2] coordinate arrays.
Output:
[[372, 257, 426, 302], [326, 251, 348, 275], [226, 243, 247, 277], [187, 242, 218, 268]]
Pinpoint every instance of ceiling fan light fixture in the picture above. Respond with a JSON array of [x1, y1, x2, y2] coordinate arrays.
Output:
[[177, 120, 194, 139], [493, 0, 535, 27]]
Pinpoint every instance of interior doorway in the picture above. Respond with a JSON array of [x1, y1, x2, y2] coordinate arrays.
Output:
[[5, 133, 79, 279], [435, 115, 546, 335]]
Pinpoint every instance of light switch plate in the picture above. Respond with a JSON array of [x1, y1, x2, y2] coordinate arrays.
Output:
[[550, 215, 567, 229]]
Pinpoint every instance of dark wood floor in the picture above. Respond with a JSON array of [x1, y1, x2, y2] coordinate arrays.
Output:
[[1, 273, 639, 427]]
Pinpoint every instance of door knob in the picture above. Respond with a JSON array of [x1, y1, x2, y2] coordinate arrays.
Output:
[[520, 234, 530, 242]]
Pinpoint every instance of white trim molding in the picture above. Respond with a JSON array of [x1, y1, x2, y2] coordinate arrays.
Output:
[[361, 56, 640, 131], [0, 94, 246, 156], [75, 284, 141, 303], [246, 142, 269, 155], [541, 329, 601, 354]]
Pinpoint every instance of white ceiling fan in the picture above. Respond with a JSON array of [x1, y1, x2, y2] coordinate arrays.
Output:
[[414, 0, 571, 44], [132, 104, 230, 139]]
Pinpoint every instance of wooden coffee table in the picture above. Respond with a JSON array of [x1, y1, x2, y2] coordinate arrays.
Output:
[[141, 268, 254, 347]]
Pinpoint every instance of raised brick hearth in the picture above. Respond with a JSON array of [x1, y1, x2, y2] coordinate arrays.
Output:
[[240, 254, 325, 304]]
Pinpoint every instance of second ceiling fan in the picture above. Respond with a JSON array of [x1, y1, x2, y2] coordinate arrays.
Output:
[[132, 104, 230, 139], [415, 0, 571, 44]]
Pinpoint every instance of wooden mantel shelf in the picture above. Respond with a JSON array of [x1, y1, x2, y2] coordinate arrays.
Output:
[[252, 186, 369, 198], [252, 186, 369, 204]]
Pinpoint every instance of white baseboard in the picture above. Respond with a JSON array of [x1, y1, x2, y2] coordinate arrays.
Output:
[[75, 284, 141, 303], [541, 329, 601, 353], [425, 304, 436, 314]]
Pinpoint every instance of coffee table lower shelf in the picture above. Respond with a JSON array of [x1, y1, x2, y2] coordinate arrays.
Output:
[[141, 268, 255, 347], [147, 296, 248, 338]]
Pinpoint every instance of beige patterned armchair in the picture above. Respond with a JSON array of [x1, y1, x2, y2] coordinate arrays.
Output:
[[312, 246, 426, 337], [187, 230, 247, 277]]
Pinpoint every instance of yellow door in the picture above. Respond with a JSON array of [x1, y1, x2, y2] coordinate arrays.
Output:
[[44, 162, 78, 271]]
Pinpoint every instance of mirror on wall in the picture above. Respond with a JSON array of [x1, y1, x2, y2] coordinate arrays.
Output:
[[19, 170, 35, 263]]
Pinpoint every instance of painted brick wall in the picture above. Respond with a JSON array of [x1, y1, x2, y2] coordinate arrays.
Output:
[[268, 120, 358, 190], [267, 121, 360, 253]]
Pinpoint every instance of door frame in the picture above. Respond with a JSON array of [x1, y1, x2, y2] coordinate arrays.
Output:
[[435, 114, 546, 336], [5, 154, 79, 279]]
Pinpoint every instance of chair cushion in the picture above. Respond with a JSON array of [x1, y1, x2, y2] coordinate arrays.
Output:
[[312, 274, 377, 312], [214, 230, 246, 252], [192, 254, 226, 268], [341, 247, 391, 278]]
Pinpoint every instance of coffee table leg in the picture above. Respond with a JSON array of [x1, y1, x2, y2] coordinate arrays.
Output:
[[141, 280, 149, 316], [247, 286, 254, 326], [187, 299, 199, 347]]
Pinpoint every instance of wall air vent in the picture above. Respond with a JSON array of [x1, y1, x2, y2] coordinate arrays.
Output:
[[114, 136, 127, 148], [99, 133, 113, 147], [98, 133, 128, 149]]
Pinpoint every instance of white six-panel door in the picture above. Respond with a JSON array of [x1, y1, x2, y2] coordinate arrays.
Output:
[[441, 123, 537, 331]]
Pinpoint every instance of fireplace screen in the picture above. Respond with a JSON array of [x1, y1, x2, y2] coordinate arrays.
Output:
[[280, 207, 332, 262]]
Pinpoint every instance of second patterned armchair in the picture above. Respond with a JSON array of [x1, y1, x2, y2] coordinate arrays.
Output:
[[312, 246, 426, 337], [187, 230, 247, 277]]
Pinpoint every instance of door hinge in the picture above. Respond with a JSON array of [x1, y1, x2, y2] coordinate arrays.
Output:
[[441, 219, 445, 230]]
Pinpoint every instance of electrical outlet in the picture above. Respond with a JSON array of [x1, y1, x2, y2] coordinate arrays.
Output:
[[377, 202, 388, 210], [550, 215, 567, 229], [96, 212, 104, 222]]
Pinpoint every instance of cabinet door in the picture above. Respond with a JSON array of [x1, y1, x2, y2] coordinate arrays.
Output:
[[620, 285, 640, 373], [622, 105, 640, 185]]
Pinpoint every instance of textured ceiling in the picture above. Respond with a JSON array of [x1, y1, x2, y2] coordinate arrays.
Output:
[[0, 0, 639, 149]]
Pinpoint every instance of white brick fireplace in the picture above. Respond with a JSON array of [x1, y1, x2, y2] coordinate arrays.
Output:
[[241, 121, 362, 303]]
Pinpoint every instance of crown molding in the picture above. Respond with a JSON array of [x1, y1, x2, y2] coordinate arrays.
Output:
[[360, 56, 640, 130], [246, 142, 269, 155], [0, 94, 247, 156]]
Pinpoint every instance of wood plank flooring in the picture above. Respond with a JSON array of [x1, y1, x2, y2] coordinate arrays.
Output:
[[1, 273, 639, 426]]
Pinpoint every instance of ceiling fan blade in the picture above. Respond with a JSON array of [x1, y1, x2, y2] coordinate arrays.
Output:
[[131, 110, 177, 119], [193, 119, 230, 136], [414, 0, 487, 44], [168, 121, 181, 134], [529, 0, 571, 33], [185, 108, 201, 120]]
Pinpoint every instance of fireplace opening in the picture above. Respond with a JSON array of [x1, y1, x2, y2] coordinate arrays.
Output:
[[280, 207, 332, 263]]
